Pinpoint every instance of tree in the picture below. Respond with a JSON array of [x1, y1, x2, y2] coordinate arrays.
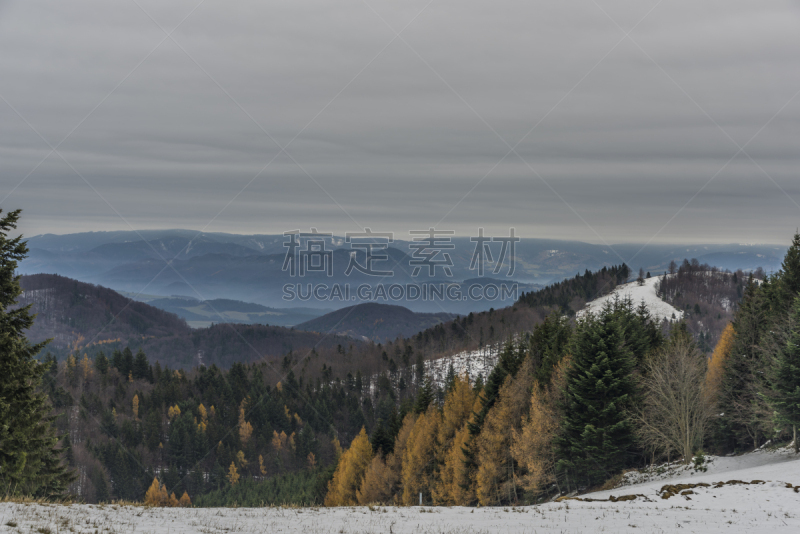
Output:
[[631, 330, 714, 463], [511, 356, 570, 499], [765, 298, 800, 453], [779, 232, 800, 300], [0, 209, 73, 497], [132, 349, 150, 381], [556, 306, 638, 489], [401, 405, 440, 505], [705, 323, 735, 403], [325, 427, 373, 506], [474, 357, 533, 505]]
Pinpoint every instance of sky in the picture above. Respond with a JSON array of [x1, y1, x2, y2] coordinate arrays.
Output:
[[0, 0, 799, 245]]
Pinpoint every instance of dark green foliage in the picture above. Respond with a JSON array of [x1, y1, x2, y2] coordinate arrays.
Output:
[[780, 232, 800, 300], [529, 312, 572, 384], [556, 303, 638, 489], [517, 264, 630, 315], [468, 340, 527, 436], [194, 465, 335, 507], [0, 209, 74, 497], [764, 298, 800, 449]]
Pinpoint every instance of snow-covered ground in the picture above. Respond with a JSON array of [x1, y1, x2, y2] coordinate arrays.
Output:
[[424, 343, 502, 387], [4, 446, 800, 533], [578, 275, 684, 322]]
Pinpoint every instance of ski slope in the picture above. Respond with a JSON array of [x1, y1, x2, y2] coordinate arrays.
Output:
[[3, 446, 800, 533], [578, 275, 684, 322]]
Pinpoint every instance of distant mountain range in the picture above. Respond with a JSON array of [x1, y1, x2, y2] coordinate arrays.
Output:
[[295, 303, 457, 342], [119, 293, 327, 328], [18, 230, 787, 313], [18, 274, 352, 368]]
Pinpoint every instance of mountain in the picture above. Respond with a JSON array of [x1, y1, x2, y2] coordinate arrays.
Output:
[[18, 274, 352, 368], [296, 302, 457, 341], [18, 230, 787, 313], [139, 296, 326, 328]]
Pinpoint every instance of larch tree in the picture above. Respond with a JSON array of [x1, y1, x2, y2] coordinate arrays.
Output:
[[325, 427, 373, 506], [474, 357, 533, 505], [0, 209, 74, 497], [432, 375, 476, 505], [511, 356, 570, 499], [401, 405, 441, 505], [705, 323, 735, 404]]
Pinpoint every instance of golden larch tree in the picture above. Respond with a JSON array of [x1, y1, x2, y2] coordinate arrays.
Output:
[[475, 357, 533, 505], [511, 356, 570, 498], [705, 322, 735, 403], [401, 405, 441, 505], [324, 427, 374, 506], [132, 394, 139, 420]]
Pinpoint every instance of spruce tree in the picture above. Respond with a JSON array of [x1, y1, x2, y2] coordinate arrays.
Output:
[[780, 232, 800, 300], [766, 298, 800, 453], [555, 305, 637, 489], [0, 209, 74, 496]]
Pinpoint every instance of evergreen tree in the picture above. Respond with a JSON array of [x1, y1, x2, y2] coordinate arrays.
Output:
[[766, 298, 800, 453], [0, 209, 74, 496], [780, 232, 800, 300], [132, 349, 151, 381], [555, 305, 637, 489]]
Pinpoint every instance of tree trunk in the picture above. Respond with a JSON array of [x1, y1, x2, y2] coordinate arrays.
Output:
[[794, 425, 798, 455]]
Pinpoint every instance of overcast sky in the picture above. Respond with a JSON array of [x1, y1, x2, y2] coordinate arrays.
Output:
[[1, 0, 799, 245]]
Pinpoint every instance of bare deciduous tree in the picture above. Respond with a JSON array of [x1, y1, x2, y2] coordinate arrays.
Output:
[[631, 335, 715, 464]]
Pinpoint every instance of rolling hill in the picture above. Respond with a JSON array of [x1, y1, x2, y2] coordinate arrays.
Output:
[[296, 302, 457, 341]]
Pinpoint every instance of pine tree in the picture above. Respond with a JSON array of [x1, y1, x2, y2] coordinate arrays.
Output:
[[0, 209, 74, 497], [780, 232, 800, 300], [555, 307, 637, 489], [766, 298, 800, 453]]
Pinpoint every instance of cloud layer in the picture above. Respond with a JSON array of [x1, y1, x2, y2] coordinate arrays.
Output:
[[1, 0, 799, 244]]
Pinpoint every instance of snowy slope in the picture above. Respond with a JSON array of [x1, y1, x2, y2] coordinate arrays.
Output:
[[578, 275, 684, 321], [4, 447, 800, 533]]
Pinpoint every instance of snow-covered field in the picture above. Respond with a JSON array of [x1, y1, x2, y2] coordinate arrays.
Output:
[[4, 446, 800, 534], [578, 275, 684, 322]]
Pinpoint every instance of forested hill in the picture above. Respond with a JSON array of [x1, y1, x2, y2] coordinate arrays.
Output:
[[296, 303, 457, 342], [18, 274, 353, 369]]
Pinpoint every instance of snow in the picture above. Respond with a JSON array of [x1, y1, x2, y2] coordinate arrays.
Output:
[[424, 343, 503, 387], [577, 275, 684, 322], [4, 446, 800, 533]]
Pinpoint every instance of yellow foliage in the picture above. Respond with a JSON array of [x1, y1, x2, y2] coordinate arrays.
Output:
[[284, 405, 291, 420], [210, 405, 216, 418], [236, 450, 248, 467], [179, 491, 192, 507], [331, 436, 343, 460], [294, 413, 303, 426], [401, 405, 441, 505], [512, 356, 570, 498], [81, 353, 92, 381], [307, 452, 316, 469], [167, 404, 181, 421], [705, 322, 735, 403], [289, 431, 296, 451], [259, 455, 267, 475], [272, 430, 283, 451], [475, 358, 534, 506], [111, 407, 117, 419], [325, 428, 374, 506], [432, 374, 476, 505], [132, 394, 139, 420], [238, 406, 253, 446], [357, 455, 396, 505], [168, 492, 179, 507], [227, 462, 240, 486], [128, 371, 134, 383], [198, 403, 208, 423], [144, 478, 169, 507], [276, 381, 283, 392]]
